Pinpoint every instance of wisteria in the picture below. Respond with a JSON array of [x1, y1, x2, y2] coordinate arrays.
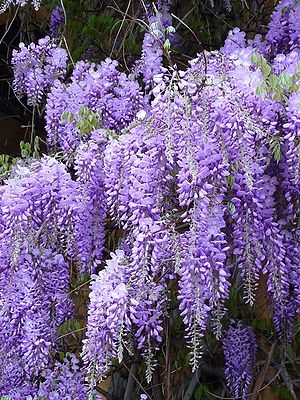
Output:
[[4, 0, 300, 397], [0, 157, 77, 396], [74, 131, 107, 274], [37, 355, 91, 400], [0, 0, 42, 13], [50, 6, 65, 37], [12, 37, 67, 105], [222, 322, 257, 400], [46, 59, 145, 153], [136, 2, 174, 89]]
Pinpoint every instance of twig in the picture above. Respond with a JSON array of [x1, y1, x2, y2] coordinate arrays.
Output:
[[279, 361, 297, 400], [251, 339, 277, 400], [0, 6, 19, 46], [122, 362, 153, 400], [152, 370, 163, 400], [56, 326, 86, 341]]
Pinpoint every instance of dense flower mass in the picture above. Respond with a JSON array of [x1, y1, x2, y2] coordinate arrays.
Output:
[[74, 131, 107, 274], [0, 157, 77, 395], [3, 0, 300, 397], [222, 322, 257, 400], [136, 2, 174, 89], [37, 355, 90, 399], [265, 0, 300, 55], [12, 37, 67, 105], [45, 59, 145, 152]]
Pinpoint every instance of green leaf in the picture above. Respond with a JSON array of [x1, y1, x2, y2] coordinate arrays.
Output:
[[250, 51, 258, 64], [194, 385, 203, 400], [269, 136, 282, 163], [163, 38, 171, 51], [261, 63, 272, 79], [279, 72, 292, 87], [226, 174, 235, 189], [256, 81, 268, 98], [166, 25, 175, 34], [61, 111, 71, 122], [268, 74, 279, 89], [287, 346, 296, 361]]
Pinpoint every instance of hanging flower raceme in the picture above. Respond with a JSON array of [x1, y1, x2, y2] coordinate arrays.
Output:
[[222, 322, 256, 400], [5, 0, 300, 395], [0, 0, 42, 12], [82, 250, 132, 384], [136, 1, 175, 90], [0, 157, 77, 394], [265, 0, 300, 56], [46, 59, 145, 153], [103, 118, 174, 381], [50, 6, 65, 37], [12, 37, 67, 106], [74, 131, 107, 274], [37, 354, 92, 399]]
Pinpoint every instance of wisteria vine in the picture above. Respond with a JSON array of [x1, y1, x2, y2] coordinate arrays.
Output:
[[2, 0, 300, 398]]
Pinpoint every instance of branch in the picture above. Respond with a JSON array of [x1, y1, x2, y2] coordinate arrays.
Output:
[[251, 340, 277, 400]]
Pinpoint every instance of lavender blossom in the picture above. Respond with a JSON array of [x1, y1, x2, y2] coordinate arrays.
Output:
[[12, 37, 67, 105], [50, 6, 65, 37], [222, 322, 257, 400]]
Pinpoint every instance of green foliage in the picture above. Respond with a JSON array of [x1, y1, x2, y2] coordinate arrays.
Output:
[[251, 318, 273, 337], [0, 137, 40, 179], [225, 286, 240, 319], [269, 135, 282, 163], [252, 51, 300, 101], [20, 136, 41, 159], [194, 384, 213, 400], [57, 318, 81, 337], [0, 154, 16, 177], [61, 107, 100, 137], [52, 1, 141, 63], [271, 386, 293, 400]]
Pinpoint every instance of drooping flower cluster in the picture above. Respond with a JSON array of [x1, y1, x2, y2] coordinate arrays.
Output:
[[0, 157, 77, 395], [83, 1, 300, 382], [136, 1, 174, 89], [222, 322, 257, 400], [46, 59, 145, 153], [101, 119, 174, 380], [0, 0, 42, 13], [37, 355, 90, 400], [12, 36, 67, 105], [74, 131, 107, 274], [4, 0, 300, 396], [265, 0, 300, 55], [50, 6, 65, 37]]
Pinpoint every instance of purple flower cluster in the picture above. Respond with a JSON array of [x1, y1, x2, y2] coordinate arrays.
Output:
[[37, 354, 90, 399], [50, 6, 65, 37], [12, 36, 67, 105], [4, 0, 300, 394], [222, 322, 256, 400], [265, 0, 300, 55], [74, 131, 107, 274], [0, 157, 77, 395], [46, 59, 145, 153], [136, 2, 174, 89], [0, 0, 42, 13]]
